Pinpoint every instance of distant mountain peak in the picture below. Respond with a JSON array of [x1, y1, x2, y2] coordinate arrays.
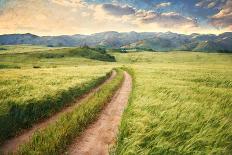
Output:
[[0, 31, 231, 52]]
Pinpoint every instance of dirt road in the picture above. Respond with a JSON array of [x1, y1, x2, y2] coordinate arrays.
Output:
[[0, 71, 116, 155], [67, 71, 132, 155]]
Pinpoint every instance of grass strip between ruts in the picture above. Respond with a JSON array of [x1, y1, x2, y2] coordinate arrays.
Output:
[[112, 67, 135, 155]]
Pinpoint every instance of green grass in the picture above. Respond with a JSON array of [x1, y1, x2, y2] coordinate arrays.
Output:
[[0, 64, 20, 69], [0, 66, 113, 144], [0, 45, 65, 54], [112, 51, 232, 65], [0, 46, 116, 68], [1, 45, 232, 154], [16, 69, 124, 155], [115, 52, 232, 154]]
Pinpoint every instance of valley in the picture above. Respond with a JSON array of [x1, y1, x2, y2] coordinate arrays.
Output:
[[1, 31, 232, 53], [1, 0, 232, 154], [0, 45, 231, 154]]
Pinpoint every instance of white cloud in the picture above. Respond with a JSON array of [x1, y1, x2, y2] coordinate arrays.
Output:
[[207, 2, 217, 8], [195, 0, 226, 9], [50, 0, 85, 7], [195, 1, 205, 7], [156, 2, 171, 8], [0, 0, 227, 35]]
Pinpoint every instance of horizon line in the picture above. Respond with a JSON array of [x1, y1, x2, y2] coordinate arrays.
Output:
[[0, 30, 231, 37]]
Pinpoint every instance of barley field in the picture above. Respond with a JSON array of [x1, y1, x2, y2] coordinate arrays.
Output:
[[0, 45, 64, 54], [0, 65, 113, 143], [17, 69, 124, 155], [115, 52, 232, 154], [0, 46, 232, 154]]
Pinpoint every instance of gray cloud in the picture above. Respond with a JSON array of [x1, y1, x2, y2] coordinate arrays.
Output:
[[210, 0, 232, 30], [195, 0, 226, 9], [136, 11, 198, 28], [102, 4, 135, 16], [100, 3, 198, 29]]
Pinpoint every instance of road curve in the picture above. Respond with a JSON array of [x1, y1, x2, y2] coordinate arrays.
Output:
[[67, 71, 132, 155], [0, 71, 117, 155]]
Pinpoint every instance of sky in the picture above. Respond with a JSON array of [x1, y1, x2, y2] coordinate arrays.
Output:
[[0, 0, 231, 35]]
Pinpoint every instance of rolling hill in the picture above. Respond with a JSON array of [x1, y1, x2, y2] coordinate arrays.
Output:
[[0, 31, 231, 52]]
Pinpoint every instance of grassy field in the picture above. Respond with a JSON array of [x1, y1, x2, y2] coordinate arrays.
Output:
[[0, 45, 65, 54], [0, 46, 115, 69], [115, 52, 232, 154], [0, 45, 232, 154], [0, 65, 114, 143], [0, 66, 113, 109], [16, 69, 124, 155], [112, 51, 232, 65]]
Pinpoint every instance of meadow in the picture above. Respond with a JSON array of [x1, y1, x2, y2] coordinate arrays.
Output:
[[0, 45, 232, 154], [0, 45, 65, 54], [16, 69, 124, 155], [0, 64, 114, 143], [115, 52, 232, 154], [0, 46, 115, 69]]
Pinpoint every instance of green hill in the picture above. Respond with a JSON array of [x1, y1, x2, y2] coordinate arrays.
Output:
[[123, 38, 175, 51], [0, 46, 116, 69]]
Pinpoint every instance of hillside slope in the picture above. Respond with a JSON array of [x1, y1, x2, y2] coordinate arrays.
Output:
[[0, 32, 231, 52]]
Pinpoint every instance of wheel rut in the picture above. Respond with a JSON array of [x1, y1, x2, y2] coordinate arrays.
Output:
[[67, 71, 132, 155], [0, 71, 117, 155]]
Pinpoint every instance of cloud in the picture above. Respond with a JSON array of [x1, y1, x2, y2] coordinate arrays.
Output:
[[0, 0, 93, 35], [207, 2, 217, 8], [98, 3, 197, 30], [98, 3, 198, 31], [135, 10, 198, 29], [155, 2, 171, 8], [50, 0, 85, 7], [102, 4, 135, 16], [210, 0, 232, 30], [195, 1, 206, 8], [0, 0, 139, 35], [0, 0, 228, 35], [195, 0, 226, 9]]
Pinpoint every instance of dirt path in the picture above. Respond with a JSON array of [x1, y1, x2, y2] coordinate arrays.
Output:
[[67, 71, 132, 155], [0, 71, 117, 155]]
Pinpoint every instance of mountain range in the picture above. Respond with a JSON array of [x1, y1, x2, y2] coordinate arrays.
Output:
[[0, 31, 231, 52]]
